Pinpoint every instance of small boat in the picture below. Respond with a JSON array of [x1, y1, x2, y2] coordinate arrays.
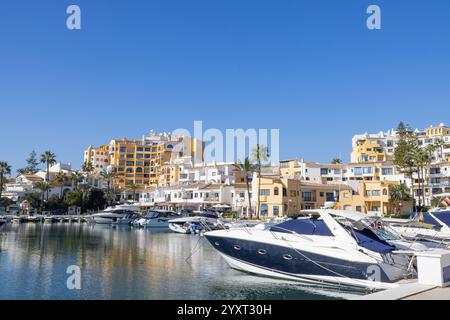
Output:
[[385, 210, 450, 244], [112, 213, 140, 226], [12, 216, 27, 224], [44, 216, 61, 223], [134, 210, 180, 228], [88, 209, 137, 225], [168, 212, 223, 234], [204, 209, 435, 291]]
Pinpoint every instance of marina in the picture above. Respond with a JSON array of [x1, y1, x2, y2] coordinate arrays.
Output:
[[0, 223, 342, 300], [2, 207, 450, 300]]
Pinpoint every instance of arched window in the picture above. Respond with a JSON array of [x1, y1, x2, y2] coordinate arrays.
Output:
[[274, 187, 279, 196], [383, 188, 388, 195], [136, 167, 143, 173]]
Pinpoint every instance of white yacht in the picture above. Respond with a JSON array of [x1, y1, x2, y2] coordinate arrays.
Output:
[[168, 212, 222, 234], [88, 205, 140, 225], [134, 210, 180, 228], [204, 209, 433, 291], [385, 209, 450, 243]]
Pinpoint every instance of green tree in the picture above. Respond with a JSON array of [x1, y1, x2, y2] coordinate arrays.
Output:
[[85, 188, 107, 211], [0, 161, 12, 199], [21, 193, 42, 210], [70, 172, 84, 190], [412, 147, 431, 208], [34, 181, 51, 212], [128, 183, 138, 201], [434, 138, 446, 161], [389, 184, 412, 215], [393, 122, 418, 211], [251, 144, 269, 219], [100, 169, 116, 205], [17, 150, 40, 175], [233, 157, 256, 219], [66, 190, 83, 207], [331, 158, 343, 164], [40, 150, 56, 201], [54, 171, 68, 200]]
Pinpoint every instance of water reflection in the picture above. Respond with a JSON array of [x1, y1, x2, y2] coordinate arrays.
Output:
[[0, 224, 341, 300]]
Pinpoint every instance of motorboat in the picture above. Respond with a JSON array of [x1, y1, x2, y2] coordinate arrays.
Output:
[[27, 215, 44, 223], [385, 209, 450, 243], [168, 212, 223, 234], [134, 210, 180, 228], [112, 213, 140, 226], [12, 216, 27, 224], [44, 216, 61, 223], [204, 209, 433, 291], [87, 209, 137, 225]]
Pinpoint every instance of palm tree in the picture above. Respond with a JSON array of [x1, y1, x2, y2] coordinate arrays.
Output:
[[100, 169, 116, 205], [0, 161, 12, 199], [434, 138, 446, 161], [82, 161, 94, 186], [251, 144, 269, 219], [54, 171, 68, 199], [40, 151, 56, 201], [412, 147, 431, 208], [78, 183, 90, 206], [70, 172, 84, 190], [233, 157, 256, 219], [331, 158, 343, 164], [389, 183, 412, 216], [34, 181, 51, 212], [128, 183, 138, 202]]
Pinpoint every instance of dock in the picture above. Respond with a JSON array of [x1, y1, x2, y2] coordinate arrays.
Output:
[[351, 280, 450, 300]]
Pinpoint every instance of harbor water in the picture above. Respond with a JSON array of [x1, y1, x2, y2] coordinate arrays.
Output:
[[0, 223, 345, 300]]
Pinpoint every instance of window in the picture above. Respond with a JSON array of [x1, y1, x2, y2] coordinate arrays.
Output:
[[326, 193, 335, 202], [273, 206, 280, 216], [382, 168, 393, 175], [320, 168, 329, 175], [430, 168, 441, 175], [283, 188, 287, 197], [274, 187, 279, 196], [239, 192, 245, 198], [303, 192, 313, 202], [363, 167, 373, 174], [354, 167, 362, 176], [260, 204, 268, 216], [320, 192, 324, 197], [260, 189, 270, 196]]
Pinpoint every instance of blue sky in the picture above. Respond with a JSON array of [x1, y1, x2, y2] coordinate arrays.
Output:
[[1, 0, 449, 173]]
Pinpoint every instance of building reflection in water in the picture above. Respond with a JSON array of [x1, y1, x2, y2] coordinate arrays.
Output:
[[0, 224, 333, 300]]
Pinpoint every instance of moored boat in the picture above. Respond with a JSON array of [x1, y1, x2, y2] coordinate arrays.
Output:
[[204, 209, 435, 291]]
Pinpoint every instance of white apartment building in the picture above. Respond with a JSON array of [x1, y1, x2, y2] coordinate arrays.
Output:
[[139, 183, 250, 215]]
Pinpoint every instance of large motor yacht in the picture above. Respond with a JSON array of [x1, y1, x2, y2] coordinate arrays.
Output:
[[204, 209, 432, 290]]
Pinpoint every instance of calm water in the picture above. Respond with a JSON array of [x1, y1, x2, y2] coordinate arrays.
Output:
[[0, 223, 345, 300]]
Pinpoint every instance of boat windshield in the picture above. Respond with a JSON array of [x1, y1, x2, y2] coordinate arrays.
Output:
[[270, 219, 333, 236], [432, 211, 450, 228]]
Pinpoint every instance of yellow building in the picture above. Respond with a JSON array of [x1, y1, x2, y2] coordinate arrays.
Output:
[[253, 176, 350, 218], [338, 180, 412, 215], [351, 138, 387, 163], [425, 124, 450, 137], [85, 133, 203, 192]]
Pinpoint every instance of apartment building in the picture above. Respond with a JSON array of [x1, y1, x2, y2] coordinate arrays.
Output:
[[338, 180, 413, 215], [85, 133, 204, 191], [138, 183, 250, 214], [251, 175, 350, 218], [83, 144, 110, 174]]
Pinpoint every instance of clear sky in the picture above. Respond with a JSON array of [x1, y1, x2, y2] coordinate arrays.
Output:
[[1, 0, 449, 173]]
